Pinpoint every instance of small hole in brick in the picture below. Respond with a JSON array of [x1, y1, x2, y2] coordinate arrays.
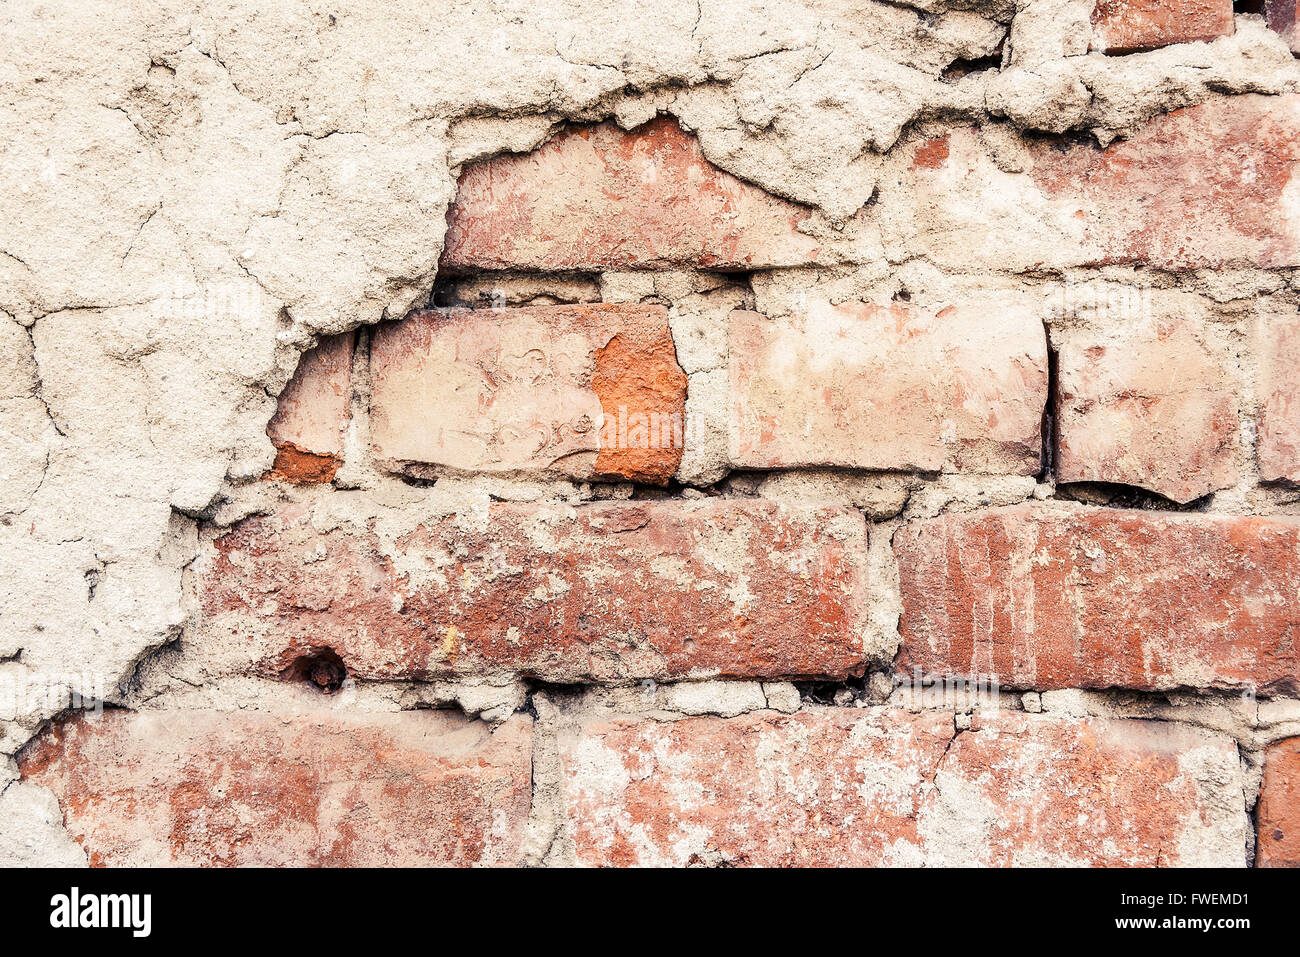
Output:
[[1274, 828, 1286, 841], [283, 648, 348, 693]]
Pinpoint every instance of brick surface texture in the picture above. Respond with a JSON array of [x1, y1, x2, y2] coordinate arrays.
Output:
[[13, 3, 1300, 872]]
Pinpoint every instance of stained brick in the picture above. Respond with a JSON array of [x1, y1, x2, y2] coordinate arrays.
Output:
[[1054, 318, 1239, 503], [1257, 737, 1300, 867], [559, 709, 1245, 866], [196, 499, 870, 683], [885, 95, 1300, 272], [1258, 309, 1300, 483], [728, 300, 1048, 474], [369, 304, 686, 485], [1091, 0, 1235, 54], [266, 332, 354, 484], [895, 504, 1300, 693], [440, 117, 832, 271], [17, 709, 532, 866]]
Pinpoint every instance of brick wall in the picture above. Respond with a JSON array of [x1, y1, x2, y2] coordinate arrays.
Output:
[[12, 1, 1300, 868]]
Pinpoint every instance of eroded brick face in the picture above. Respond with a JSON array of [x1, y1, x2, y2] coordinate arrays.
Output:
[[560, 710, 1245, 866], [369, 304, 686, 484], [17, 709, 533, 867], [1091, 0, 1235, 53], [728, 300, 1048, 474], [1054, 318, 1239, 503], [440, 118, 833, 271], [895, 505, 1300, 693], [266, 332, 354, 483], [1257, 737, 1300, 867], [196, 499, 870, 683]]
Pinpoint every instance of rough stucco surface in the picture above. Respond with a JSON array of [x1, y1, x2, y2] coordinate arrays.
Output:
[[3, 0, 1300, 867]]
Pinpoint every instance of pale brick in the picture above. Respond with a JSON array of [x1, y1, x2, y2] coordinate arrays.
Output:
[[1259, 308, 1300, 482], [1054, 318, 1239, 502], [728, 300, 1048, 473], [369, 304, 685, 485], [266, 332, 354, 483]]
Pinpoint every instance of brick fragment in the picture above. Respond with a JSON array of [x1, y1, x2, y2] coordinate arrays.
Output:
[[895, 504, 1300, 693], [369, 305, 686, 484], [18, 709, 532, 867], [266, 332, 354, 483], [1091, 0, 1235, 54], [559, 709, 1245, 866], [197, 499, 870, 683], [1257, 737, 1300, 867], [440, 118, 830, 271], [1054, 318, 1239, 502], [728, 300, 1047, 473]]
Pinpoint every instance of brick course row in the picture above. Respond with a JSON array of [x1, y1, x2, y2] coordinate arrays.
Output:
[[190, 496, 1300, 694], [18, 707, 1257, 867], [271, 302, 1300, 493]]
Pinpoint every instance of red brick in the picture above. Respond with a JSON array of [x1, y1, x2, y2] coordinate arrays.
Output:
[[17, 709, 532, 866], [1257, 737, 1300, 867], [197, 499, 869, 683], [1091, 0, 1234, 53], [1055, 318, 1239, 502], [1258, 309, 1300, 483], [728, 300, 1047, 473], [1266, 0, 1298, 53], [895, 505, 1300, 693], [369, 305, 686, 485], [888, 96, 1300, 271], [440, 118, 831, 272], [266, 332, 354, 484], [559, 709, 1245, 866]]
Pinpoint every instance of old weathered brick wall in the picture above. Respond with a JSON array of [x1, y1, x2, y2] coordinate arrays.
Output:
[[4, 0, 1300, 867]]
